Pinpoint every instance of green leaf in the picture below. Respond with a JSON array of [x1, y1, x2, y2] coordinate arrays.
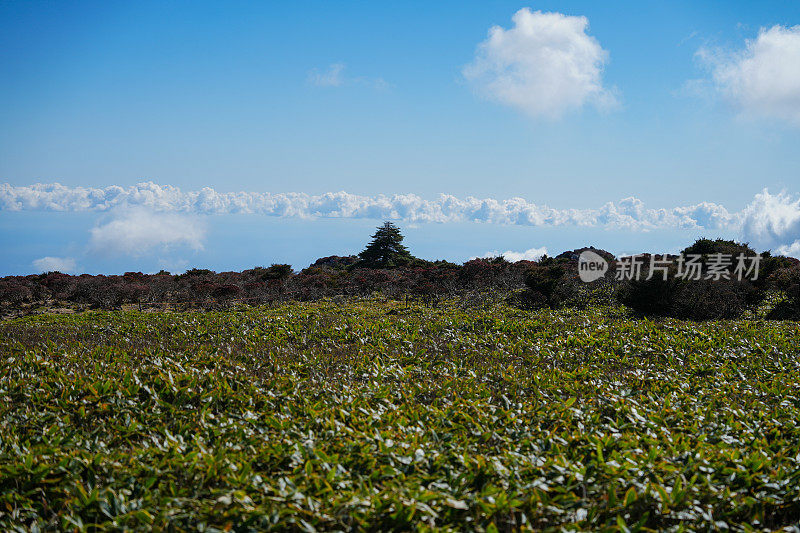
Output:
[[624, 486, 637, 507]]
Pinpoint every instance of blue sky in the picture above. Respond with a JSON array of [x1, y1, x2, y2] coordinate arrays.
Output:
[[2, 1, 800, 274]]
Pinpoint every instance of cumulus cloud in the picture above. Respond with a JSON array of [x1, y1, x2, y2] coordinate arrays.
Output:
[[479, 246, 548, 262], [463, 8, 616, 118], [32, 256, 78, 273], [0, 181, 737, 231], [777, 240, 800, 258], [699, 25, 800, 125], [739, 189, 800, 255], [5, 181, 800, 257], [88, 209, 206, 256]]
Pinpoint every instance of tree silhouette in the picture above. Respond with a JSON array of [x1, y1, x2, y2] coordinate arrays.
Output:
[[358, 222, 413, 268]]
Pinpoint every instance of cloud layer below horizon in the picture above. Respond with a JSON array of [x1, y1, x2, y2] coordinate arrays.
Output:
[[0, 181, 733, 229], [3, 182, 800, 257]]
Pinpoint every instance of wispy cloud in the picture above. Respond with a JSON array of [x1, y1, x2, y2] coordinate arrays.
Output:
[[3, 182, 800, 256], [308, 63, 346, 87], [307, 63, 389, 90]]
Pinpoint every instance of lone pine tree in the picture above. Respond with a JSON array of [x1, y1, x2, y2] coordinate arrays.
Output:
[[358, 222, 414, 268]]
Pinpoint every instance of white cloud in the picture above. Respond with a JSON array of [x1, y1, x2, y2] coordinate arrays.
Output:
[[463, 8, 616, 118], [776, 240, 800, 258], [307, 63, 389, 90], [739, 189, 800, 252], [33, 256, 77, 273], [699, 25, 800, 125], [0, 181, 737, 230], [6, 181, 800, 256], [88, 209, 206, 256], [479, 246, 548, 262], [308, 63, 346, 87]]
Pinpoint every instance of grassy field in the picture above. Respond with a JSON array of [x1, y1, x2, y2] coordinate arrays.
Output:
[[1, 298, 799, 531]]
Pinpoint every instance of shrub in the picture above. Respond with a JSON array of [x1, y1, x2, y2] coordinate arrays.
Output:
[[615, 239, 766, 320], [759, 255, 800, 286], [0, 280, 32, 305], [618, 274, 759, 320], [521, 248, 620, 310], [211, 284, 242, 302], [556, 246, 615, 263], [261, 264, 293, 280], [765, 264, 800, 319], [117, 282, 150, 305], [682, 238, 756, 259], [176, 268, 214, 279], [42, 272, 77, 300], [523, 260, 583, 308], [311, 256, 359, 269], [460, 258, 522, 291]]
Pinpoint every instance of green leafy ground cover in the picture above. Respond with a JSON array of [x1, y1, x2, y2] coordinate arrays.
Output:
[[1, 299, 799, 531]]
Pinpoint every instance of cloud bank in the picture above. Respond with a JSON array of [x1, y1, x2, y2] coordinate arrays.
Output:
[[0, 181, 735, 230], [89, 209, 206, 256], [3, 182, 800, 256], [463, 8, 616, 118], [699, 25, 800, 125], [32, 256, 78, 273]]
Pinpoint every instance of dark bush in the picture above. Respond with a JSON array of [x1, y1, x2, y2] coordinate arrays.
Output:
[[460, 258, 522, 291], [765, 264, 800, 319], [42, 272, 76, 300], [523, 260, 583, 308], [2, 235, 794, 318], [119, 283, 150, 304], [556, 246, 615, 263], [211, 284, 242, 301], [260, 264, 293, 280], [176, 268, 214, 279], [616, 239, 767, 320], [311, 256, 359, 269], [760, 256, 800, 286], [0, 280, 32, 305], [618, 276, 759, 320], [682, 238, 756, 259], [617, 276, 681, 317]]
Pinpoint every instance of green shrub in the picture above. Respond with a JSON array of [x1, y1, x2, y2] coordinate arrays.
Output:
[[616, 239, 767, 320], [523, 260, 585, 308], [765, 263, 800, 319], [618, 273, 760, 320]]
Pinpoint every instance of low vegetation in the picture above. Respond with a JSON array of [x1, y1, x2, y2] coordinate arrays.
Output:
[[2, 228, 799, 529], [2, 226, 800, 324], [1, 299, 800, 531]]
